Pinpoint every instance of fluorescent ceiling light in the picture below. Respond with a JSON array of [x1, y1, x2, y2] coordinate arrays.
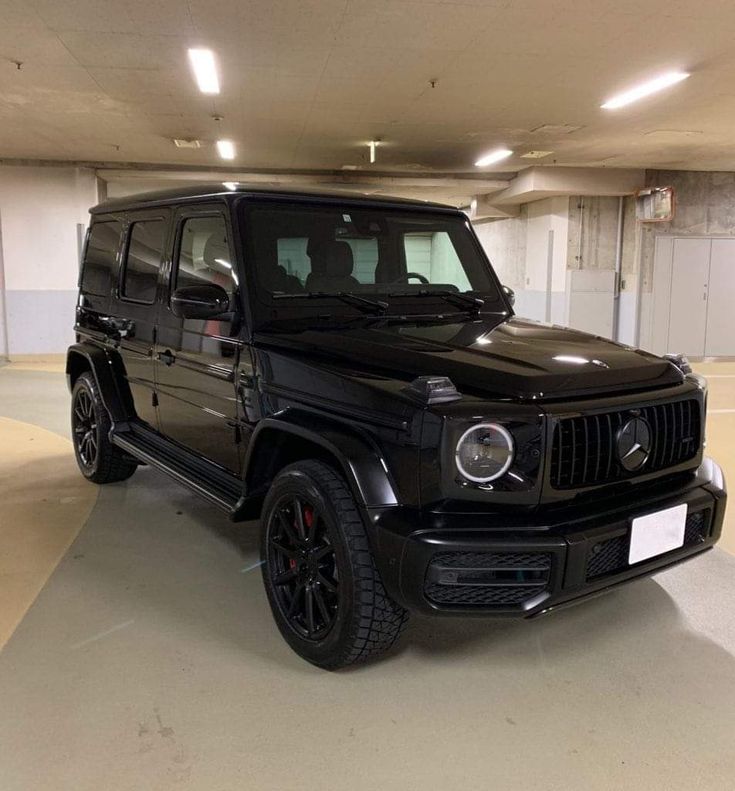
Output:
[[222, 181, 239, 191], [474, 148, 513, 167], [601, 71, 690, 110], [216, 140, 235, 160], [188, 48, 220, 94]]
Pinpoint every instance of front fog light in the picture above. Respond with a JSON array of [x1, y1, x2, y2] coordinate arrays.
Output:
[[455, 423, 514, 484]]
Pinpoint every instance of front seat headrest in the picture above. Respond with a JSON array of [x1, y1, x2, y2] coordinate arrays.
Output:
[[310, 240, 354, 278]]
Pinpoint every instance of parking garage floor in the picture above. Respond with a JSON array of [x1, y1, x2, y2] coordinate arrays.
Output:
[[1, 361, 734, 791]]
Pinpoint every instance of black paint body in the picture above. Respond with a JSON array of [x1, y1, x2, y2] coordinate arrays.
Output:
[[67, 185, 727, 618]]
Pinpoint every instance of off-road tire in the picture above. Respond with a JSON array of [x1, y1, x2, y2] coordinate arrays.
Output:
[[71, 372, 137, 484], [261, 460, 408, 669]]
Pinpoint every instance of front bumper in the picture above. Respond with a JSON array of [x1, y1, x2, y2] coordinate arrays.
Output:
[[367, 458, 727, 617]]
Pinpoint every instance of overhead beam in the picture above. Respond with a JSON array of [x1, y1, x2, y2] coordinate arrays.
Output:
[[96, 168, 509, 193], [490, 166, 645, 205]]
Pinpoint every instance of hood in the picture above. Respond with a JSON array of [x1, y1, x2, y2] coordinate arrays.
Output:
[[255, 316, 683, 400]]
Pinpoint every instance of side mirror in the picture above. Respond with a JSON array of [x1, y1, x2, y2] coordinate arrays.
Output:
[[171, 284, 230, 320], [502, 285, 515, 307]]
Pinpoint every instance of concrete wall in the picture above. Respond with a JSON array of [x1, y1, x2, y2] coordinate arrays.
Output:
[[567, 197, 638, 345], [472, 208, 527, 291], [0, 165, 98, 358], [567, 197, 620, 272], [560, 171, 735, 352], [475, 195, 641, 342]]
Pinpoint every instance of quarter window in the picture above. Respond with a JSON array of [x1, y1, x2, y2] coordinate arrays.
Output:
[[81, 220, 122, 295], [121, 219, 166, 303]]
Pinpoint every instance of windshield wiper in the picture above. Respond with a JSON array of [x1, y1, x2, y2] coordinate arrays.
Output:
[[397, 290, 485, 314], [273, 291, 389, 315]]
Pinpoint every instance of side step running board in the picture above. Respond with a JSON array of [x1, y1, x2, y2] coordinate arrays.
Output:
[[112, 430, 242, 515]]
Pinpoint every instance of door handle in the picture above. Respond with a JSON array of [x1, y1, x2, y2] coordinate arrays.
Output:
[[158, 349, 176, 366]]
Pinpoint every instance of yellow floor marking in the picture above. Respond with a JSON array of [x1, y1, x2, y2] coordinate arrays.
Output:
[[0, 417, 98, 649], [1, 362, 67, 374]]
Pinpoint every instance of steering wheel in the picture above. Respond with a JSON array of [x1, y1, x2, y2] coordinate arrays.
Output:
[[390, 272, 430, 285]]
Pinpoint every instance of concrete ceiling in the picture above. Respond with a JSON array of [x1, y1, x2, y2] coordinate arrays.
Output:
[[2, 0, 735, 188]]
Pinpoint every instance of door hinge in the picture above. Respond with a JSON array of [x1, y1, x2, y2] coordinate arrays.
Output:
[[226, 419, 242, 443], [152, 392, 159, 407]]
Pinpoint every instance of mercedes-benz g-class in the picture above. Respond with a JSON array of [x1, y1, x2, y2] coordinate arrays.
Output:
[[67, 185, 726, 668]]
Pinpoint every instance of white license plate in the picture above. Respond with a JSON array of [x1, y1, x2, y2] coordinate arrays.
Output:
[[628, 504, 687, 564]]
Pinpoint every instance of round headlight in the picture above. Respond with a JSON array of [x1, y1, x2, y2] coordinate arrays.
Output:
[[455, 423, 514, 484]]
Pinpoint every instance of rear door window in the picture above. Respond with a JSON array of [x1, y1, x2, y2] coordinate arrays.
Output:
[[121, 219, 166, 303]]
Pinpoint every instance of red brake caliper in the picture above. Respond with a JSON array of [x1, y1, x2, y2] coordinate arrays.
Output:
[[303, 506, 314, 533]]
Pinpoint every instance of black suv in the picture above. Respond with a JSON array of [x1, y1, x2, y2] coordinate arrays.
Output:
[[68, 185, 727, 669]]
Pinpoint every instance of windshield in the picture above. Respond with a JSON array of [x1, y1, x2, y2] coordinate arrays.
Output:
[[245, 202, 504, 319]]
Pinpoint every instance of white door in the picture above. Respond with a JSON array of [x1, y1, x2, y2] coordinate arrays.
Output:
[[668, 238, 710, 356], [705, 239, 735, 356]]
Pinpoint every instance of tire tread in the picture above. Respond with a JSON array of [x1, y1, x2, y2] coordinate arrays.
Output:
[[264, 460, 408, 669]]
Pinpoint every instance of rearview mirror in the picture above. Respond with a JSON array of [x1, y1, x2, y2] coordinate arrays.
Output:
[[502, 285, 515, 307], [171, 284, 230, 320]]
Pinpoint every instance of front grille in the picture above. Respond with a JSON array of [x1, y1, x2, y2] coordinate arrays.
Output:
[[425, 551, 552, 607], [550, 399, 700, 489], [585, 509, 710, 581]]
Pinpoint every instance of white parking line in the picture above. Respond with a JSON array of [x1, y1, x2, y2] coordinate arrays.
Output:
[[69, 619, 135, 650]]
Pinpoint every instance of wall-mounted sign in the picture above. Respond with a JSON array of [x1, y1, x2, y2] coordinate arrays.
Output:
[[636, 186, 675, 222]]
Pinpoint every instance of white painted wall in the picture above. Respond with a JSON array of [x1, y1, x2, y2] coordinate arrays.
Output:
[[0, 165, 97, 357]]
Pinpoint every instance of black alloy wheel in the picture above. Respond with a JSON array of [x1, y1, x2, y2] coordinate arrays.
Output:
[[267, 495, 340, 640], [72, 386, 99, 469]]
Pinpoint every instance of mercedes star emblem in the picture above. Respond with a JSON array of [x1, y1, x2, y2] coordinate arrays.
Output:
[[616, 417, 652, 472]]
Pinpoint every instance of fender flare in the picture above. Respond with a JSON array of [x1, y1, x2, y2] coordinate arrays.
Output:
[[66, 343, 133, 425], [242, 412, 399, 509]]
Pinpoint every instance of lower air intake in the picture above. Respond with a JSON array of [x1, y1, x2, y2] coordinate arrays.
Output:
[[424, 551, 552, 607]]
